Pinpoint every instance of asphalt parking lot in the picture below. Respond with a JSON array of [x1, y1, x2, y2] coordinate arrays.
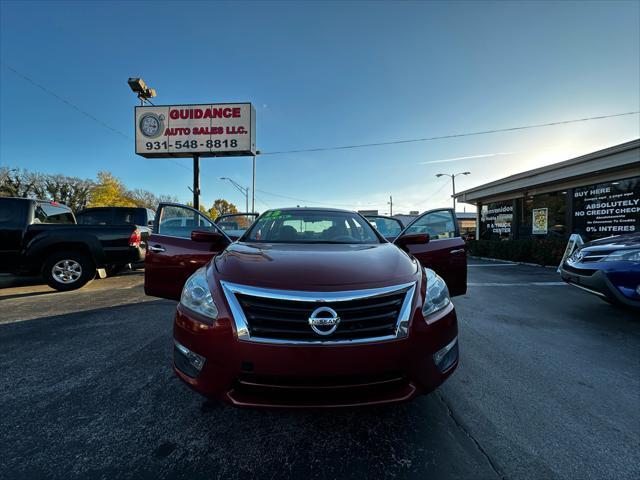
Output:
[[1, 261, 638, 480]]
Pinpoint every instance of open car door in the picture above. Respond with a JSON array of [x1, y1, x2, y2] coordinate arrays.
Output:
[[394, 209, 467, 297], [214, 213, 258, 241], [144, 203, 231, 301], [365, 215, 404, 242]]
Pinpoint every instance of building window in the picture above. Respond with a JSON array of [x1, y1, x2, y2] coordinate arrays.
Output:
[[518, 192, 567, 240], [572, 176, 639, 239], [480, 201, 513, 240]]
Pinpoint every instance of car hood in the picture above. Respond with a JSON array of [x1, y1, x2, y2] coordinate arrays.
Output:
[[213, 242, 420, 290], [582, 233, 640, 253]]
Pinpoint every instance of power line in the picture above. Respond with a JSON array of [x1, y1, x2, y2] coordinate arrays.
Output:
[[3, 64, 191, 173], [4, 64, 132, 140], [260, 111, 640, 156], [256, 188, 377, 208], [253, 195, 271, 210]]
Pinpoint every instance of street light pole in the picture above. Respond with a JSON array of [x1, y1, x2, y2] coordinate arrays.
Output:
[[435, 172, 470, 211], [220, 177, 249, 212], [451, 175, 456, 210]]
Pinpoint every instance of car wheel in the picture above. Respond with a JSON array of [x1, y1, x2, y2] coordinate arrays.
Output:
[[43, 251, 95, 291]]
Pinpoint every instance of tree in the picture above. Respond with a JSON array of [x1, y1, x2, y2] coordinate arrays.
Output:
[[129, 189, 179, 210], [0, 168, 43, 198], [88, 171, 136, 207], [186, 201, 212, 217], [210, 199, 238, 217], [2, 166, 180, 212], [206, 207, 219, 220], [43, 175, 94, 211]]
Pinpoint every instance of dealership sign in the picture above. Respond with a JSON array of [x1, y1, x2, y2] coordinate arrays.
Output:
[[135, 103, 256, 158]]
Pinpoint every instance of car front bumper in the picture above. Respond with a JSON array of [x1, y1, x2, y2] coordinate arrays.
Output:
[[560, 264, 640, 308], [172, 302, 459, 408]]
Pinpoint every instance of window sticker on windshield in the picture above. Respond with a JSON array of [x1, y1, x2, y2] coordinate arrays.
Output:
[[263, 210, 279, 219]]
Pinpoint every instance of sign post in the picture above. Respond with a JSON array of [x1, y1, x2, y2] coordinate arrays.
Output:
[[193, 155, 200, 210]]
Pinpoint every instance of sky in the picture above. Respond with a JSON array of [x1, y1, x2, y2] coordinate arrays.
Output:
[[1, 0, 639, 214]]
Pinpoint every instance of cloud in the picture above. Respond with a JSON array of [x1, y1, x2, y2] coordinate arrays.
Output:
[[419, 152, 516, 165]]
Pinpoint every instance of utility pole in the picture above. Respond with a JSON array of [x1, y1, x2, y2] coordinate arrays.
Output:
[[436, 172, 470, 211], [251, 151, 260, 214], [388, 195, 393, 216]]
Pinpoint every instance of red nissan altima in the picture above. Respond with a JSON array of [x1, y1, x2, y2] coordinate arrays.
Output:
[[145, 205, 464, 408]]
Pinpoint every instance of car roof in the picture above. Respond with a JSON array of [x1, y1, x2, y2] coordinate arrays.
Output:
[[1, 197, 69, 207], [264, 207, 356, 214], [79, 207, 144, 211]]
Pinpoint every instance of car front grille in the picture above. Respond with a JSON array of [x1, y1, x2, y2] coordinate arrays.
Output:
[[221, 281, 416, 344], [582, 252, 610, 262]]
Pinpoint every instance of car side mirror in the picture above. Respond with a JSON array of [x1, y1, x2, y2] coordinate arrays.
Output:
[[191, 230, 227, 244], [396, 233, 430, 248]]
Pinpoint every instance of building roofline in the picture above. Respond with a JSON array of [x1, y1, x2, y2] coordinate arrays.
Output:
[[454, 138, 639, 201]]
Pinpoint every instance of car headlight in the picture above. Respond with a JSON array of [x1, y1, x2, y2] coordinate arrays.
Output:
[[180, 266, 218, 323], [601, 249, 640, 262], [422, 268, 451, 317]]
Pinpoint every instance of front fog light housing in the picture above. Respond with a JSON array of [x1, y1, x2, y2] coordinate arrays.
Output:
[[422, 268, 451, 318], [434, 336, 458, 373], [180, 266, 218, 323], [174, 341, 205, 378]]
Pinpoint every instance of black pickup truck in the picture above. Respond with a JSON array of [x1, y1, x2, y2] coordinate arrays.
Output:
[[76, 206, 154, 274], [0, 197, 145, 291]]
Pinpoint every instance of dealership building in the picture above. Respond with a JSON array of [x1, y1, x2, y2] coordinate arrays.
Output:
[[453, 139, 640, 241]]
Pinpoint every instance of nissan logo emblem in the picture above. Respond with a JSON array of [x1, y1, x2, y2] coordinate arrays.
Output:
[[308, 306, 341, 336]]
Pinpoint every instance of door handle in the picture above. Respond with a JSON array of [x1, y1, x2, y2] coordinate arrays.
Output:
[[450, 248, 465, 255], [148, 245, 166, 253]]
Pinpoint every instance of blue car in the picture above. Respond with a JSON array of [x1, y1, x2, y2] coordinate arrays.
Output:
[[560, 233, 640, 309]]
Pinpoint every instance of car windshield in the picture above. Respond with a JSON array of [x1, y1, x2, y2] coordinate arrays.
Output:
[[243, 210, 381, 244]]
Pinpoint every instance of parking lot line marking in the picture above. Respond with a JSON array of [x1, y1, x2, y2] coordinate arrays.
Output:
[[468, 282, 567, 286]]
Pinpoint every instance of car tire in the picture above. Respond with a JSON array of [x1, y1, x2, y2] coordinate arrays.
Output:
[[43, 251, 95, 291]]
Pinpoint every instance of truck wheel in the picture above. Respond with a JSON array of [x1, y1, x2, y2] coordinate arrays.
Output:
[[43, 251, 95, 291]]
